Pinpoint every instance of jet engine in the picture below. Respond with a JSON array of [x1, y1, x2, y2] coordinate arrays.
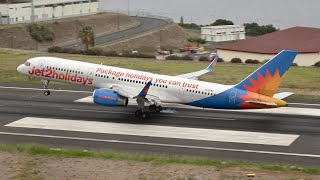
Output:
[[93, 89, 128, 106]]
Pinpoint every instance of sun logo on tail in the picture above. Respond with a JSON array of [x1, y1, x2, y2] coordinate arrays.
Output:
[[237, 68, 287, 108]]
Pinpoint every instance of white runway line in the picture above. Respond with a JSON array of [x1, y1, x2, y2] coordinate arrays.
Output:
[[75, 96, 320, 117], [0, 132, 320, 158], [0, 131, 317, 158], [74, 96, 94, 102], [6, 117, 299, 146], [288, 102, 320, 107]]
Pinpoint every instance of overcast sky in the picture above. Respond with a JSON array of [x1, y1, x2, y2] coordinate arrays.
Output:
[[100, 0, 319, 29]]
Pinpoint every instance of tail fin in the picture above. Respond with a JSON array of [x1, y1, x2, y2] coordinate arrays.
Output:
[[234, 50, 298, 97]]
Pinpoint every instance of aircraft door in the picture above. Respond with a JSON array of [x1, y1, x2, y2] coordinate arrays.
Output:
[[87, 68, 95, 81], [179, 87, 185, 96], [229, 91, 237, 104], [38, 59, 45, 69]]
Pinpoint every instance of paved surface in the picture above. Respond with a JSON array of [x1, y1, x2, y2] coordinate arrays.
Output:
[[62, 17, 169, 50], [0, 85, 320, 167]]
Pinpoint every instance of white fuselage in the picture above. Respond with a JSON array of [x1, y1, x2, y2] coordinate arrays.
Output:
[[17, 57, 232, 104]]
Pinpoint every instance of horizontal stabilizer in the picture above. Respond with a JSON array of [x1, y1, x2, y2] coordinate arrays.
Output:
[[245, 101, 278, 106], [273, 92, 294, 99]]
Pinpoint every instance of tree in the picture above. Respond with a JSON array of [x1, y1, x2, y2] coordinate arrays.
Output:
[[211, 19, 234, 26], [78, 26, 95, 50], [178, 23, 200, 30], [180, 16, 184, 24], [187, 37, 206, 46], [244, 22, 278, 36]]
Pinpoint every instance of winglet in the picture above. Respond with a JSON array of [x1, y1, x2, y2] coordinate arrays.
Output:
[[137, 81, 152, 98], [205, 56, 219, 71]]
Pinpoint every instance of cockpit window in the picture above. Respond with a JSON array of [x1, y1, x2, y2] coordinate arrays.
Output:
[[24, 62, 31, 66]]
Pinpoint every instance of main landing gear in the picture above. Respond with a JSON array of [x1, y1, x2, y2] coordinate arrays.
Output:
[[148, 104, 163, 112], [42, 80, 51, 96], [135, 99, 163, 119]]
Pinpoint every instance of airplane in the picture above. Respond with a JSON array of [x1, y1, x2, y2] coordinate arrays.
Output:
[[17, 50, 298, 119]]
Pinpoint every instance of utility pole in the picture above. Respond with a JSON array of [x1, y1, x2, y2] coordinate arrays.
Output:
[[117, 10, 120, 31], [31, 0, 35, 22], [11, 36, 16, 48], [159, 30, 162, 47], [127, 0, 130, 16]]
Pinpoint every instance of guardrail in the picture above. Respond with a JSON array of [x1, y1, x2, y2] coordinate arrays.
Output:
[[102, 10, 173, 23]]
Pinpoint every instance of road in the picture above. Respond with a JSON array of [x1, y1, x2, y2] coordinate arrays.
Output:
[[0, 85, 320, 167], [62, 17, 169, 50]]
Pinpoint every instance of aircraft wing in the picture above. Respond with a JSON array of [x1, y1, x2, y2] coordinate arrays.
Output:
[[176, 56, 218, 80], [109, 84, 136, 99], [110, 82, 160, 103]]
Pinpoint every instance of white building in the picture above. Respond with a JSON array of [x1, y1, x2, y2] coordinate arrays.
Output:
[[201, 25, 245, 42], [0, 0, 99, 24]]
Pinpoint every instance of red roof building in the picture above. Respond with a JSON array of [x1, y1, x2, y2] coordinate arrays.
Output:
[[217, 27, 320, 66]]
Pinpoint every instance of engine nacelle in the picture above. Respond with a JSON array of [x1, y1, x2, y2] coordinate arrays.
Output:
[[93, 89, 128, 106]]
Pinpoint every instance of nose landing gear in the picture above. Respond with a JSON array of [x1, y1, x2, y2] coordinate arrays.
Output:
[[42, 80, 50, 96]]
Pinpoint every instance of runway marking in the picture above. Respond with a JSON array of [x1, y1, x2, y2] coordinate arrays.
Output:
[[74, 96, 94, 102], [64, 108, 236, 121], [0, 131, 318, 158], [0, 86, 91, 93], [76, 96, 320, 117], [64, 108, 133, 115], [24, 95, 40, 100], [6, 117, 298, 146], [288, 102, 320, 107]]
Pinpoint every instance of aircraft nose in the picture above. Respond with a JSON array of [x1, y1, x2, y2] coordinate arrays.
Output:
[[17, 64, 24, 73]]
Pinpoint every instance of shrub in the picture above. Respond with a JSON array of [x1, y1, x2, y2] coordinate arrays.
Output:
[[292, 63, 298, 67], [231, 58, 242, 63], [61, 48, 81, 54], [198, 56, 209, 61], [104, 51, 119, 57], [48, 47, 154, 59], [82, 48, 105, 56], [182, 55, 194, 61], [314, 61, 320, 67], [137, 46, 156, 54], [262, 59, 270, 64], [245, 59, 260, 64], [160, 45, 176, 51], [121, 53, 155, 59], [165, 55, 183, 60], [48, 46, 63, 53], [48, 47, 81, 54], [28, 23, 54, 42], [217, 58, 224, 62]]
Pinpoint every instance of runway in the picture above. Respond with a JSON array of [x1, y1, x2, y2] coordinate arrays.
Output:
[[0, 84, 320, 167]]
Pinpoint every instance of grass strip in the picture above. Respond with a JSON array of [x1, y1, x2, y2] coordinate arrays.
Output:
[[0, 144, 319, 175]]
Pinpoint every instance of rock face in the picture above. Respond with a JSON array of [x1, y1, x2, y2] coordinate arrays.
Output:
[[0, 13, 138, 51], [101, 24, 192, 53]]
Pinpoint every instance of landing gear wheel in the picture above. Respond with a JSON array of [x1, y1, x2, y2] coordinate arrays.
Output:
[[44, 90, 51, 96], [135, 109, 142, 117], [155, 106, 162, 112], [141, 113, 148, 119], [149, 105, 156, 111], [135, 109, 148, 119]]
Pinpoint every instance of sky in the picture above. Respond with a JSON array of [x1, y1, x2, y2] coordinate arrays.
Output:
[[100, 0, 320, 29]]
